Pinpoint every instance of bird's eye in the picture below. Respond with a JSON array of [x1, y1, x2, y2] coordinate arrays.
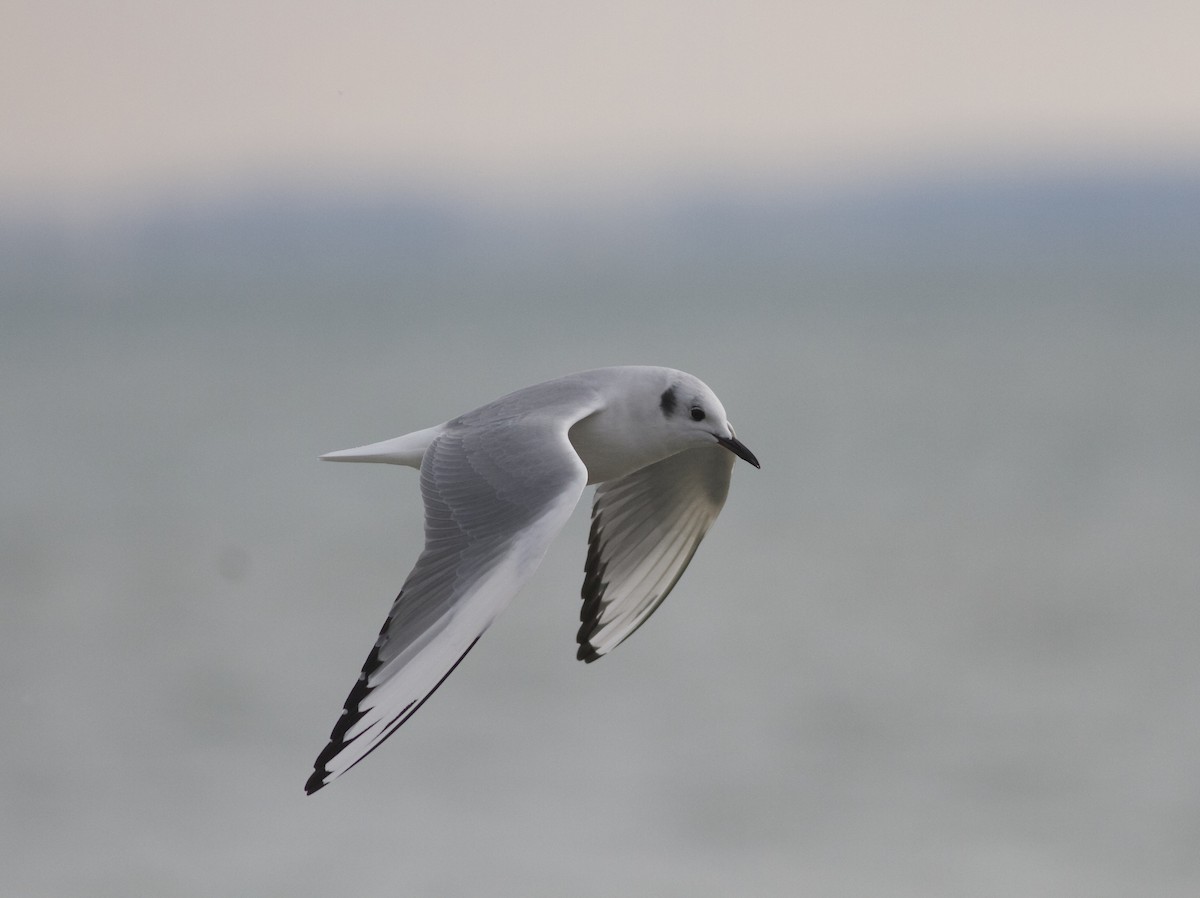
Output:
[[690, 407, 706, 421]]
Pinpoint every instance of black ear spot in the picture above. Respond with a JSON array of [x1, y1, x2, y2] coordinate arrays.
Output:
[[659, 387, 678, 417], [690, 407, 706, 421]]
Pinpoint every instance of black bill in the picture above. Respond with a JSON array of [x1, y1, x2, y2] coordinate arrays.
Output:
[[716, 434, 761, 468]]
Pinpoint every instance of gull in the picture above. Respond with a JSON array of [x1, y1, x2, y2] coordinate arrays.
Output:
[[305, 366, 759, 794]]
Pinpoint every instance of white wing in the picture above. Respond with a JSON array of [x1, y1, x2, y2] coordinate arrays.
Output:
[[306, 415, 589, 793], [576, 444, 735, 662]]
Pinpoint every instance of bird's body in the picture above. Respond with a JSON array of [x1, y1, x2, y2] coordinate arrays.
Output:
[[306, 366, 758, 794]]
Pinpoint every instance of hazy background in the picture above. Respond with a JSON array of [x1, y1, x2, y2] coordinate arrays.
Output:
[[3, 3, 1199, 896]]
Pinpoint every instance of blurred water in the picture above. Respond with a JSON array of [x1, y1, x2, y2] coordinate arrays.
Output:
[[3, 174, 1199, 897]]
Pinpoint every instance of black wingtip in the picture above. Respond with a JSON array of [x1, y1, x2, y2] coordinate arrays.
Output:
[[576, 642, 602, 663], [304, 621, 485, 795], [576, 512, 609, 663], [303, 598, 395, 796]]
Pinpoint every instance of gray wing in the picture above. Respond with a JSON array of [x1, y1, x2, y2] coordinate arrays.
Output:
[[307, 417, 589, 793], [576, 444, 736, 662]]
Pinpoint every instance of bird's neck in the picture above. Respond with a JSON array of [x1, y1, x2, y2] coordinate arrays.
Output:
[[567, 405, 675, 485]]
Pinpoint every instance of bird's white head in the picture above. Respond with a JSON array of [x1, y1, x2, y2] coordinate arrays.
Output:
[[568, 366, 760, 483], [655, 370, 760, 468]]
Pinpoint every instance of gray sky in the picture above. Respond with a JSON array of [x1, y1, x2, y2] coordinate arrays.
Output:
[[6, 1, 1200, 211]]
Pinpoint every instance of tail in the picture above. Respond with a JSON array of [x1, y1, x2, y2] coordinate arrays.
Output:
[[321, 424, 443, 468]]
